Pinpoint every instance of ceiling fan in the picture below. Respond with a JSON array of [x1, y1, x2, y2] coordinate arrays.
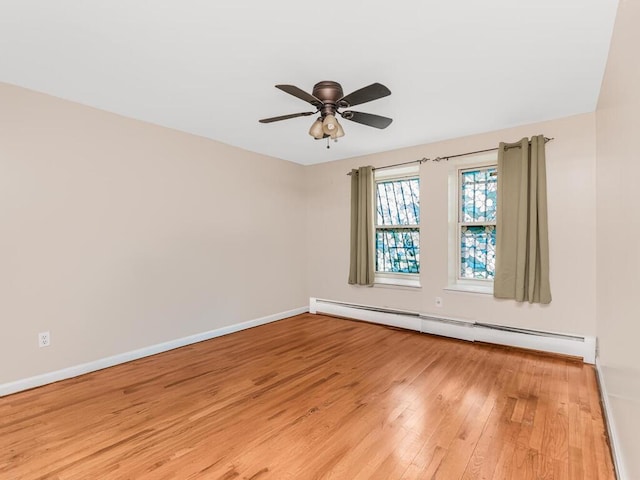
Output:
[[259, 81, 392, 142]]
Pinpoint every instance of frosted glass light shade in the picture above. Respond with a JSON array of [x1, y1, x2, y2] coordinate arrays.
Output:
[[331, 120, 345, 139], [322, 115, 339, 135], [308, 119, 324, 139]]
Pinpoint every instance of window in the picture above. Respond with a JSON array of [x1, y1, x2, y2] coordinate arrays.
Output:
[[375, 167, 420, 286], [446, 154, 498, 294], [458, 166, 497, 281]]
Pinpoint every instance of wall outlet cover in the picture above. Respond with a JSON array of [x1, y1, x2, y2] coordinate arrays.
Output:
[[38, 331, 51, 348]]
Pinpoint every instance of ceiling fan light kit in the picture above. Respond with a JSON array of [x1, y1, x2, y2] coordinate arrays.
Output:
[[259, 80, 392, 145], [333, 121, 345, 139], [308, 118, 324, 139], [322, 114, 339, 135]]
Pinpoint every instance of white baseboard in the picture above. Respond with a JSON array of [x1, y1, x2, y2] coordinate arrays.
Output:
[[310, 297, 596, 363], [0, 306, 308, 397], [595, 359, 628, 480]]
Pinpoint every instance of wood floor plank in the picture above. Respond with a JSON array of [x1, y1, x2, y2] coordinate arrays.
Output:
[[0, 314, 616, 479]]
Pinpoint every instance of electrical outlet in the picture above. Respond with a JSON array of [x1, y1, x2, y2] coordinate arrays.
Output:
[[435, 297, 443, 308], [38, 331, 50, 348]]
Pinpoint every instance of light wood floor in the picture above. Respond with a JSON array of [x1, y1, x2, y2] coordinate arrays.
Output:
[[1, 314, 616, 479]]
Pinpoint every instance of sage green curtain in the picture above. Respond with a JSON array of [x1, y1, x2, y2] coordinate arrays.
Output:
[[348, 166, 375, 285], [494, 135, 552, 304]]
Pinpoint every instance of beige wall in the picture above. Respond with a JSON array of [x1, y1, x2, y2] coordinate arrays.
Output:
[[307, 113, 597, 336], [596, 0, 640, 370], [0, 83, 308, 385], [596, 0, 640, 478]]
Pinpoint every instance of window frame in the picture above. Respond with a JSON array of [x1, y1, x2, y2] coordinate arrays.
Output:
[[374, 166, 421, 288], [457, 165, 497, 282], [446, 153, 497, 294]]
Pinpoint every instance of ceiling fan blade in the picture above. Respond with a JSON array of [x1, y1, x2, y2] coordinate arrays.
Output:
[[259, 111, 316, 123], [275, 85, 323, 107], [341, 111, 393, 129], [338, 83, 391, 108]]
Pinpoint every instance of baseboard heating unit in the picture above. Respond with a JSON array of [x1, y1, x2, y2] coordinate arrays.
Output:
[[309, 297, 596, 364]]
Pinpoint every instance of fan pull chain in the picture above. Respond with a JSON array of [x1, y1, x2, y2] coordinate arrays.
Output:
[[326, 137, 339, 149]]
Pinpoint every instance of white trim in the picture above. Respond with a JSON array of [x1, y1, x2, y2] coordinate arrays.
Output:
[[310, 297, 596, 363], [444, 283, 492, 294], [375, 272, 421, 288], [448, 154, 498, 289], [0, 306, 308, 397], [374, 169, 420, 279], [374, 164, 420, 180], [595, 359, 628, 480]]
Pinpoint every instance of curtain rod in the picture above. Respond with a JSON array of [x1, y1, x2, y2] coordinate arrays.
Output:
[[346, 137, 554, 175]]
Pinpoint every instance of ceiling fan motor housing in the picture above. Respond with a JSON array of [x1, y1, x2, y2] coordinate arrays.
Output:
[[312, 81, 343, 103], [313, 81, 344, 117]]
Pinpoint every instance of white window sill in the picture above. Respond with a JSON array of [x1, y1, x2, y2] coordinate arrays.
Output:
[[444, 283, 493, 295], [375, 273, 421, 289]]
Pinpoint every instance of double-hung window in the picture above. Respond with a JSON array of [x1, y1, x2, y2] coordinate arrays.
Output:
[[447, 155, 497, 293], [374, 167, 420, 287], [458, 165, 497, 281]]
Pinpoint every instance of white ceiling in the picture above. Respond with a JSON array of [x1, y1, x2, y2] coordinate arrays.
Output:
[[0, 0, 618, 165]]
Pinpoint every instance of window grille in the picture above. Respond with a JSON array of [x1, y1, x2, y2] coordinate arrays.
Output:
[[375, 177, 420, 274], [459, 167, 496, 280]]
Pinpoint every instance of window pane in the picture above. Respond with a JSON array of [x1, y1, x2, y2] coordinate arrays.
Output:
[[461, 168, 497, 222], [376, 229, 420, 273], [377, 178, 419, 226], [460, 225, 495, 279]]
